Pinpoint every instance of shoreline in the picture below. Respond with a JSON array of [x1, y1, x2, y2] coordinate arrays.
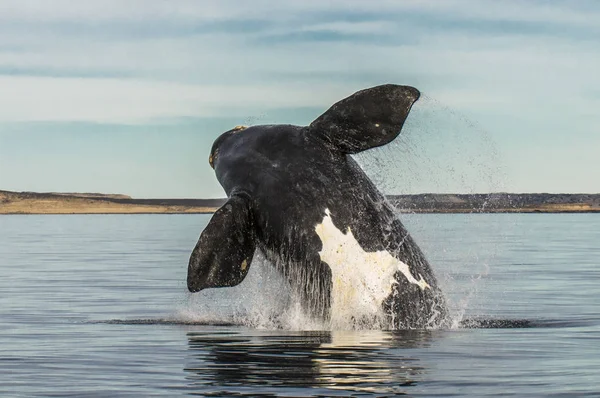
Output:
[[2, 190, 599, 215], [2, 211, 599, 215], [0, 210, 218, 215]]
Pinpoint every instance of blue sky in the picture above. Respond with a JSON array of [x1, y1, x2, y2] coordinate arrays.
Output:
[[0, 0, 598, 198]]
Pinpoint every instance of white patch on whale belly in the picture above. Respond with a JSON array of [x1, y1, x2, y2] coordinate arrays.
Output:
[[314, 209, 430, 326]]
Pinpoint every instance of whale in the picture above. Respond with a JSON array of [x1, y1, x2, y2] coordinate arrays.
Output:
[[187, 84, 448, 329]]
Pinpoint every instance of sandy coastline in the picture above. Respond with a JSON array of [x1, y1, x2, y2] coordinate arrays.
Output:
[[1, 190, 599, 215], [0, 191, 219, 215]]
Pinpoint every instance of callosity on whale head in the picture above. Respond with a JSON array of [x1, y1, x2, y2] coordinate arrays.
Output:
[[187, 84, 449, 329]]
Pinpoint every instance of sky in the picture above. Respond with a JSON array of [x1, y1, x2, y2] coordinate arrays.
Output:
[[0, 0, 598, 198]]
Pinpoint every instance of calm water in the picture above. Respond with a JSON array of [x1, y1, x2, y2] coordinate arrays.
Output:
[[1, 214, 599, 397]]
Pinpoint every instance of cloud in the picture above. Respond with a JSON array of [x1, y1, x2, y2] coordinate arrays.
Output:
[[0, 76, 353, 123], [1, 0, 597, 24], [2, 26, 598, 124], [1, 0, 599, 195]]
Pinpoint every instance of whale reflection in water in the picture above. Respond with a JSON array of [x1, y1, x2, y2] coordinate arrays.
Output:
[[184, 328, 435, 396]]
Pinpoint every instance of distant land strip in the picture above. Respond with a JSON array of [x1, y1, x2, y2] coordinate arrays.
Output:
[[1, 190, 599, 215]]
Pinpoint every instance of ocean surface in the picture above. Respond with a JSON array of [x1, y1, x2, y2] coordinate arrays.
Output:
[[1, 213, 599, 397]]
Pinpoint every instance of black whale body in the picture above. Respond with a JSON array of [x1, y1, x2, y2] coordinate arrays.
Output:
[[187, 84, 448, 329]]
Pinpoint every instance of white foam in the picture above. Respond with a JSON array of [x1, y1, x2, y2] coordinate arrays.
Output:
[[178, 250, 330, 330]]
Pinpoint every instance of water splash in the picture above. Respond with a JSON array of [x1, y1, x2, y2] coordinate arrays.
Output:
[[178, 249, 452, 331], [353, 93, 506, 195], [177, 250, 324, 330]]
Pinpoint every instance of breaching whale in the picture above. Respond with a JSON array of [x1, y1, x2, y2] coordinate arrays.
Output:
[[187, 84, 448, 329]]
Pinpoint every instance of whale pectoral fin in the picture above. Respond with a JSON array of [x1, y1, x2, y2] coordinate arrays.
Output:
[[187, 194, 256, 292], [308, 84, 420, 154]]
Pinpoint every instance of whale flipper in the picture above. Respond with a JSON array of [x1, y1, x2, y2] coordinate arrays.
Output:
[[187, 194, 256, 292], [308, 84, 420, 154]]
